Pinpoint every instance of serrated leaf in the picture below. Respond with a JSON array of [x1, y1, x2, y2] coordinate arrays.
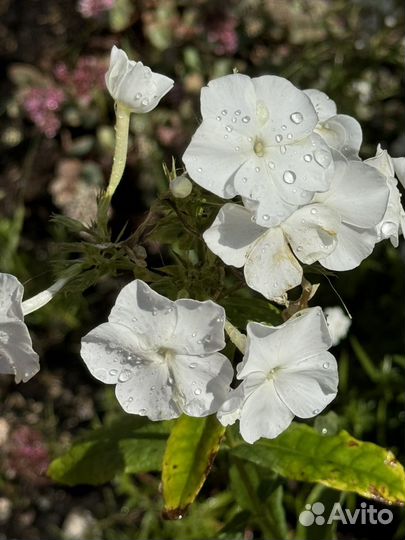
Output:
[[162, 415, 225, 517], [231, 423, 405, 506], [48, 416, 171, 486]]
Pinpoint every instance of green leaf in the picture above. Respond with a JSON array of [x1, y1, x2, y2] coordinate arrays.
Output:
[[231, 423, 405, 505], [48, 416, 172, 486], [220, 294, 282, 329], [162, 415, 225, 517]]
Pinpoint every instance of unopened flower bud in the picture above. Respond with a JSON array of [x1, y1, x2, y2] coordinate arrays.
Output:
[[170, 175, 193, 198]]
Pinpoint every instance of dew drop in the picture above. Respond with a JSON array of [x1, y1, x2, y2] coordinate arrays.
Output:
[[150, 385, 156, 391], [242, 176, 248, 183], [118, 369, 133, 383], [225, 125, 233, 132], [280, 145, 287, 154], [242, 115, 250, 123], [224, 134, 228, 139], [287, 133, 293, 140], [192, 332, 197, 337], [135, 92, 142, 99], [109, 369, 118, 376], [268, 161, 275, 169], [255, 166, 260, 172], [275, 134, 283, 143], [197, 339, 202, 344], [194, 388, 202, 396], [205, 335, 212, 342], [168, 376, 174, 384], [152, 309, 157, 316], [235, 145, 240, 151], [314, 149, 332, 168], [381, 221, 396, 236], [310, 207, 318, 215], [139, 408, 147, 414], [296, 245, 303, 252], [283, 170, 296, 184], [189, 362, 197, 369], [290, 112, 304, 124], [141, 98, 149, 106], [281, 124, 287, 130], [263, 214, 270, 221], [216, 115, 221, 121], [303, 153, 313, 162], [313, 408, 320, 414], [234, 109, 241, 116], [221, 109, 228, 115], [197, 167, 203, 172], [322, 362, 330, 369], [251, 215, 256, 223]]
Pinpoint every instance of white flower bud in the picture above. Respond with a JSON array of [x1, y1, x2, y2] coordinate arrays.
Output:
[[324, 306, 351, 346], [170, 175, 193, 198], [105, 46, 174, 113]]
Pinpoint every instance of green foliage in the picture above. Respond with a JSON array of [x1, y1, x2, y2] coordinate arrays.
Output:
[[162, 416, 225, 516], [231, 423, 405, 506], [48, 416, 172, 486]]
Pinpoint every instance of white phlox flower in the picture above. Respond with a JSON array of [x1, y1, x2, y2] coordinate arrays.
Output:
[[324, 306, 351, 346], [183, 73, 334, 227], [105, 46, 174, 113], [0, 273, 39, 383], [304, 89, 363, 160], [365, 144, 405, 247], [80, 280, 234, 420], [203, 153, 389, 303], [217, 307, 338, 444]]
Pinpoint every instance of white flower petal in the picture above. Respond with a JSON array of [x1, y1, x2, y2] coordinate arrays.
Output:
[[319, 223, 377, 271], [324, 306, 352, 346], [203, 203, 265, 267], [244, 228, 302, 303], [393, 157, 405, 188], [282, 203, 341, 264], [105, 47, 173, 112], [171, 352, 233, 417], [183, 119, 248, 198], [239, 380, 294, 443], [253, 76, 318, 141], [304, 89, 337, 122], [365, 145, 395, 178], [316, 158, 389, 229], [274, 351, 338, 418], [216, 384, 245, 426], [200, 74, 258, 137], [115, 362, 180, 421], [238, 307, 331, 378], [81, 322, 145, 384], [0, 273, 24, 321], [332, 114, 362, 159], [376, 177, 404, 247], [315, 118, 346, 152], [0, 320, 40, 383], [109, 280, 176, 349], [168, 299, 226, 355]]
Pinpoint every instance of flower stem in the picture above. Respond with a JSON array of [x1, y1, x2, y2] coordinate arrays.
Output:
[[97, 101, 131, 235], [224, 320, 247, 354]]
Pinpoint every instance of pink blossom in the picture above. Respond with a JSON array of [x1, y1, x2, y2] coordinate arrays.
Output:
[[23, 87, 65, 138], [6, 426, 50, 485], [207, 17, 239, 56], [77, 0, 116, 18], [55, 56, 107, 106]]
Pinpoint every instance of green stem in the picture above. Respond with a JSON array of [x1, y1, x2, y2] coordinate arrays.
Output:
[[224, 320, 247, 354], [98, 101, 131, 234], [226, 431, 283, 539]]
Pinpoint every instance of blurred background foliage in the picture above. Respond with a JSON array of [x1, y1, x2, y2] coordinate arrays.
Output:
[[0, 0, 404, 538]]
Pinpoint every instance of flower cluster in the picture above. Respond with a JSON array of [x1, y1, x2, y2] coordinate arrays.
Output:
[[23, 87, 65, 138], [183, 74, 400, 303], [77, 0, 116, 18]]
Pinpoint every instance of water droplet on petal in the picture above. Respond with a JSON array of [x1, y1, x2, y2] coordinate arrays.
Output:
[[287, 133, 293, 140], [242, 115, 250, 123], [216, 115, 221, 121], [275, 134, 283, 143], [224, 134, 228, 139], [280, 145, 287, 154], [310, 208, 318, 215], [283, 170, 296, 184], [296, 245, 303, 252], [141, 98, 149, 106], [225, 125, 233, 132], [235, 145, 240, 151], [135, 92, 142, 99], [323, 362, 330, 369], [197, 339, 202, 344], [242, 176, 248, 183], [255, 166, 260, 172], [109, 369, 118, 376], [313, 408, 320, 414], [189, 362, 197, 369], [381, 221, 397, 237], [150, 385, 156, 391], [251, 215, 256, 223], [205, 335, 212, 342], [192, 332, 197, 337], [303, 153, 313, 162], [118, 369, 133, 382], [139, 408, 146, 414], [290, 112, 304, 124], [197, 167, 203, 173], [268, 161, 275, 169], [221, 109, 228, 115], [281, 124, 287, 130], [168, 376, 174, 384], [314, 149, 332, 168], [234, 109, 241, 116], [194, 388, 202, 396]]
